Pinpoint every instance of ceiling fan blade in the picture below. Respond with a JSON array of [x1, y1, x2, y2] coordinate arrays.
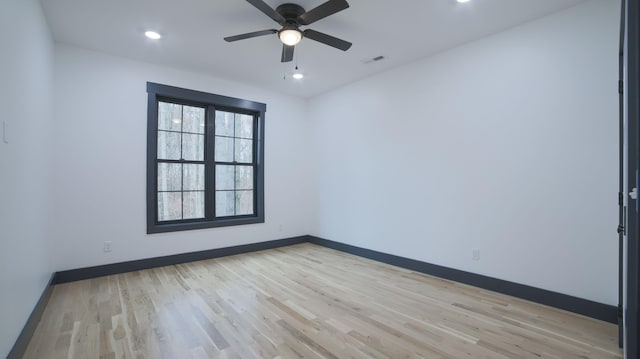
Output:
[[303, 29, 352, 51], [246, 0, 286, 25], [224, 29, 277, 42], [297, 0, 349, 26], [281, 45, 294, 62]]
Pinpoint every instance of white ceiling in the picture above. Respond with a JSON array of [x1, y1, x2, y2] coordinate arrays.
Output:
[[40, 0, 585, 98]]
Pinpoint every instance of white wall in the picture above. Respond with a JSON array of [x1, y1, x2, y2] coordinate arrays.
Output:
[[308, 0, 620, 305], [51, 45, 312, 270], [0, 0, 54, 356], [0, 0, 620, 354]]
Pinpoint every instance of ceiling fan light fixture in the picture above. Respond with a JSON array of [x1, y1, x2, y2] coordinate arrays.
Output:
[[279, 28, 302, 46]]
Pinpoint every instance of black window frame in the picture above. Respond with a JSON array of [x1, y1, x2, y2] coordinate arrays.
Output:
[[146, 82, 265, 234]]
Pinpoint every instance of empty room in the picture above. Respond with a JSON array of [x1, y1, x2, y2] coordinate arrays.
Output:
[[2, 0, 639, 358]]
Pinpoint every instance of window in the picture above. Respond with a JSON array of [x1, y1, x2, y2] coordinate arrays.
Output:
[[147, 82, 265, 233]]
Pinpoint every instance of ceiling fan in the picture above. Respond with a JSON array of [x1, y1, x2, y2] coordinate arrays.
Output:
[[224, 0, 352, 62]]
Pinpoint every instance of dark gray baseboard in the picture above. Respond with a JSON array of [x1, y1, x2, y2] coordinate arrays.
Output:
[[53, 236, 310, 284], [7, 273, 56, 359], [308, 236, 618, 324]]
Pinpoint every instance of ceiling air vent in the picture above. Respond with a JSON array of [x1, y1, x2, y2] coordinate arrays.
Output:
[[362, 55, 385, 64]]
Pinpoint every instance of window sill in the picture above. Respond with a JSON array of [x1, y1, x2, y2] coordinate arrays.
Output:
[[147, 216, 265, 234]]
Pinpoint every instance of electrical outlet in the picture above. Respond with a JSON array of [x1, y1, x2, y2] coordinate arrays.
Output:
[[103, 241, 112, 253], [472, 248, 480, 261]]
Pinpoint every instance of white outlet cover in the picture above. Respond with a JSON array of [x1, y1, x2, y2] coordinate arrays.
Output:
[[472, 249, 480, 260]]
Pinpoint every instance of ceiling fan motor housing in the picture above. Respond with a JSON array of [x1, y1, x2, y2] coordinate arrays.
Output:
[[276, 3, 306, 24]]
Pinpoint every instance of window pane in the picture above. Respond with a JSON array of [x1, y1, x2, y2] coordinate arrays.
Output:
[[235, 139, 253, 163], [157, 163, 181, 191], [157, 131, 181, 160], [235, 191, 254, 215], [215, 136, 234, 162], [183, 191, 205, 219], [235, 166, 253, 190], [158, 192, 182, 221], [215, 191, 235, 217], [183, 164, 205, 191], [235, 114, 253, 139], [182, 134, 204, 161], [158, 102, 182, 132], [216, 165, 234, 190], [183, 106, 205, 134], [215, 111, 234, 137]]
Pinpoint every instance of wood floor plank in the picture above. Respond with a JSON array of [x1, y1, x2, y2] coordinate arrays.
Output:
[[23, 243, 622, 358]]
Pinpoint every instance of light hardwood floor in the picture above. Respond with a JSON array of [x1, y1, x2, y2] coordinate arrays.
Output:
[[23, 243, 622, 358]]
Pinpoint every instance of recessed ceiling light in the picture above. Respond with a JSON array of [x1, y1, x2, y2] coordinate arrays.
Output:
[[145, 31, 162, 40], [172, 118, 181, 124], [457, 0, 471, 3], [291, 65, 304, 80]]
